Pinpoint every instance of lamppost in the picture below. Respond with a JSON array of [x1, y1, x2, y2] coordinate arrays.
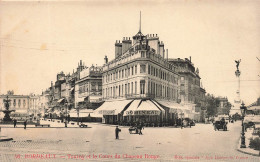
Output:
[[180, 112, 184, 128], [77, 105, 80, 125], [64, 99, 68, 128], [240, 102, 247, 148]]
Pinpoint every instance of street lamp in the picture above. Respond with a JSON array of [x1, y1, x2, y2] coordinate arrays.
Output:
[[180, 112, 184, 128], [64, 99, 68, 128], [240, 102, 247, 148]]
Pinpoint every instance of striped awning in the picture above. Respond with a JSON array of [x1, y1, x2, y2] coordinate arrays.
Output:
[[124, 99, 163, 116]]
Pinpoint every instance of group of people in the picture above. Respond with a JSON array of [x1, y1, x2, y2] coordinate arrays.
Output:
[[13, 119, 27, 129]]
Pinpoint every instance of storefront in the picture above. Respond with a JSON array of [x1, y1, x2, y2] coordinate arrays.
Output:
[[123, 99, 165, 125], [156, 100, 193, 125], [94, 99, 133, 124]]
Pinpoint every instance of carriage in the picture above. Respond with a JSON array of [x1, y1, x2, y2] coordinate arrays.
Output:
[[214, 121, 228, 131], [128, 126, 139, 134]]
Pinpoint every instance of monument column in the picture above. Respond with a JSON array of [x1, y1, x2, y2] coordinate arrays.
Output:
[[230, 59, 242, 115], [235, 68, 241, 105]]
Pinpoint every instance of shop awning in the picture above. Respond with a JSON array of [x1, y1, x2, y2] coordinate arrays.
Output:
[[244, 115, 260, 123], [94, 99, 133, 115], [124, 99, 142, 115], [70, 112, 91, 117], [156, 100, 189, 113], [248, 106, 260, 110], [69, 109, 94, 117], [91, 113, 103, 118], [151, 100, 165, 111], [124, 100, 162, 116]]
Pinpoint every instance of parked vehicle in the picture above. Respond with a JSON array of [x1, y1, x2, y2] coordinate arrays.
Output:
[[214, 120, 228, 131], [244, 121, 255, 130], [190, 120, 196, 126]]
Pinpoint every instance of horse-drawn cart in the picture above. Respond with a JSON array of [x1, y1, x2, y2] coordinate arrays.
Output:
[[129, 126, 139, 134]]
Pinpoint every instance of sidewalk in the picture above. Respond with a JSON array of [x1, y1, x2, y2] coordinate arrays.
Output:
[[237, 128, 260, 157], [0, 120, 89, 128]]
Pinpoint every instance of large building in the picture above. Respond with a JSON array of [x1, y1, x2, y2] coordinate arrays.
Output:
[[168, 58, 206, 121], [0, 91, 39, 120], [95, 15, 193, 125]]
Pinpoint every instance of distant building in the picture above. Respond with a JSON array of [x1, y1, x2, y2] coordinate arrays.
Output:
[[54, 71, 66, 101], [0, 91, 38, 120], [37, 90, 50, 117], [216, 97, 231, 115], [75, 65, 103, 110], [28, 94, 39, 118]]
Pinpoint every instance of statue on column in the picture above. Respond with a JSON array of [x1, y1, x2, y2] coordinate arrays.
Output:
[[235, 59, 241, 71]]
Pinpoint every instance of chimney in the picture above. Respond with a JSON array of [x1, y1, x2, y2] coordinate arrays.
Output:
[[190, 56, 192, 63], [115, 40, 122, 58], [122, 37, 132, 54]]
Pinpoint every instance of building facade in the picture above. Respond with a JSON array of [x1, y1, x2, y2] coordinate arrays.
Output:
[[75, 65, 103, 110], [168, 58, 206, 121], [0, 91, 34, 120], [216, 97, 231, 115], [96, 21, 184, 124]]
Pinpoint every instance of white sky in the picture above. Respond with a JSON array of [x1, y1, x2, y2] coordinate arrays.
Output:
[[0, 0, 260, 105]]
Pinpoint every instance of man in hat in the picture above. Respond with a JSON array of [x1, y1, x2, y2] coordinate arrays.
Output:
[[115, 126, 121, 139]]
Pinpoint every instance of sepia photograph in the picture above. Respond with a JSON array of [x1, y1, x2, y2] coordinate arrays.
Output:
[[0, 0, 260, 161]]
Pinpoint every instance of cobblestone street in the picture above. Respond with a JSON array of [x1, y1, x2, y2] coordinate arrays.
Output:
[[0, 122, 259, 161]]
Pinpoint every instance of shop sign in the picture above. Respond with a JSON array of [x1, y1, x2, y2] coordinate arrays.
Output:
[[125, 110, 160, 115]]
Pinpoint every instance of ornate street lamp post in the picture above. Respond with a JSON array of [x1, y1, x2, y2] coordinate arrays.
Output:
[[240, 102, 247, 148]]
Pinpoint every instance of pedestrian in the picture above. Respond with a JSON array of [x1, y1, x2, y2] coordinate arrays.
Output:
[[68, 115, 70, 123], [24, 120, 27, 129], [14, 119, 17, 128], [138, 124, 143, 135], [181, 120, 184, 129], [115, 126, 121, 139]]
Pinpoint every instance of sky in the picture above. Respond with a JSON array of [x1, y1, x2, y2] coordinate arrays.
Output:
[[0, 0, 260, 105]]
